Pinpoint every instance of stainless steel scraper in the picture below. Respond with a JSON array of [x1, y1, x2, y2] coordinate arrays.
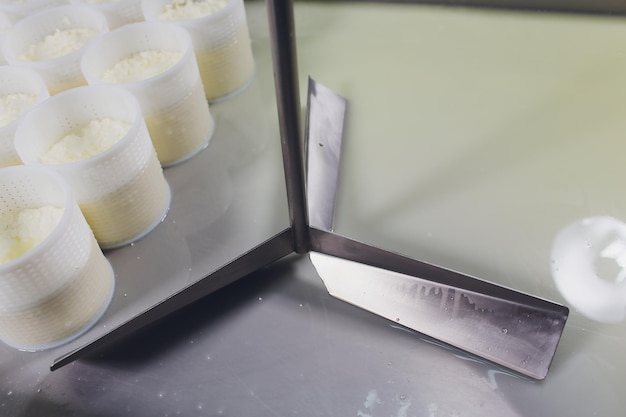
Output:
[[305, 77, 346, 232], [309, 248, 568, 380], [304, 77, 568, 380]]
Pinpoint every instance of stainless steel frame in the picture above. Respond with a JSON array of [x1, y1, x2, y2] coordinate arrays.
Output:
[[50, 0, 573, 380]]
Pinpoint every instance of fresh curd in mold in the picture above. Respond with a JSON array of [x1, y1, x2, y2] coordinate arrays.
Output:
[[101, 50, 182, 83], [0, 205, 63, 264], [0, 93, 37, 128], [39, 118, 131, 164], [153, 0, 254, 101], [100, 48, 212, 165], [20, 26, 99, 61], [34, 115, 170, 247], [158, 0, 228, 20]]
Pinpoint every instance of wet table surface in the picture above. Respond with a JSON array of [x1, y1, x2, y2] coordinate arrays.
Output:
[[3, 1, 626, 416]]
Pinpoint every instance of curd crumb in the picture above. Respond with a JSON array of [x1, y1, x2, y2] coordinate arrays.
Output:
[[0, 206, 64, 264]]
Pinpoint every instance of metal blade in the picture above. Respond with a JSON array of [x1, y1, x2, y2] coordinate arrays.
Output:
[[302, 78, 568, 379], [309, 232, 569, 380], [305, 77, 347, 232]]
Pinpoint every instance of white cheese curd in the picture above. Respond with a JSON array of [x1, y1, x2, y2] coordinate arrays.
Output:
[[101, 50, 182, 83], [20, 26, 100, 61], [39, 118, 131, 164], [0, 205, 63, 264], [0, 93, 37, 128], [159, 0, 228, 20]]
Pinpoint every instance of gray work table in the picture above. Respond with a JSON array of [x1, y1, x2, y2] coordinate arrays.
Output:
[[2, 1, 626, 416], [1, 254, 551, 417], [0, 252, 618, 417]]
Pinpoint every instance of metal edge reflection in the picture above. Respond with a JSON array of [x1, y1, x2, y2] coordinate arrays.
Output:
[[50, 228, 294, 371]]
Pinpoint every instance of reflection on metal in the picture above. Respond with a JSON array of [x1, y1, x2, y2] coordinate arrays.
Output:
[[51, 228, 294, 371], [310, 229, 568, 315], [551, 216, 626, 323], [310, 247, 568, 380], [305, 77, 347, 232]]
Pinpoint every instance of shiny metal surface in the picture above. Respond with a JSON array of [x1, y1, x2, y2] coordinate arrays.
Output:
[[309, 227, 569, 380], [305, 77, 347, 232], [311, 251, 566, 380], [303, 77, 566, 378]]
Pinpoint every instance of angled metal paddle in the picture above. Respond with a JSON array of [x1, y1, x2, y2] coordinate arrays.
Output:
[[304, 76, 568, 380], [51, 0, 568, 381]]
